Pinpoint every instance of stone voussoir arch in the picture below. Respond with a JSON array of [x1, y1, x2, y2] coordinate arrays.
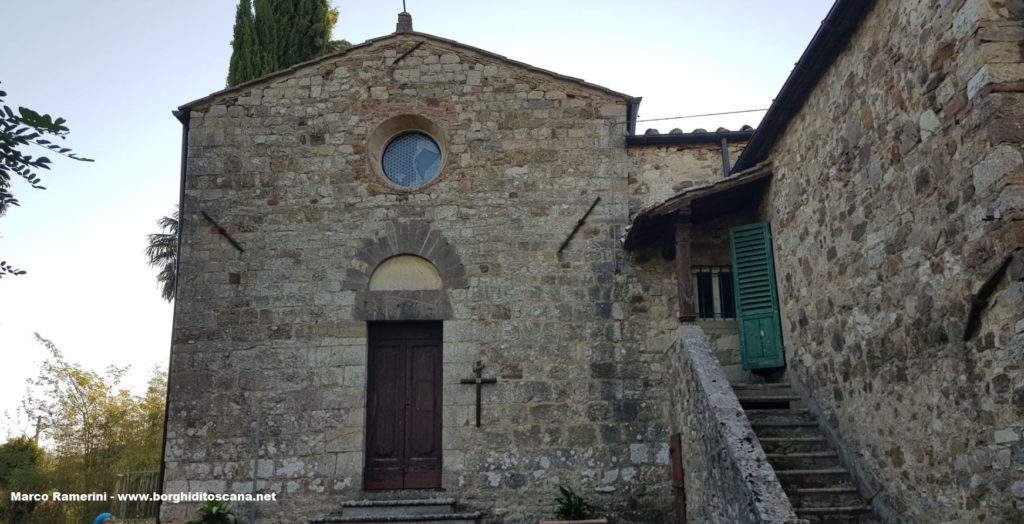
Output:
[[345, 220, 467, 320]]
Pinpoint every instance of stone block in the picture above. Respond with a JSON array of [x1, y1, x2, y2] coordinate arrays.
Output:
[[335, 452, 362, 477], [443, 405, 473, 427], [318, 345, 366, 366], [994, 428, 1020, 443], [343, 366, 366, 387], [599, 104, 623, 117], [919, 110, 941, 141], [972, 145, 1023, 192], [968, 64, 1024, 99], [189, 479, 227, 493]]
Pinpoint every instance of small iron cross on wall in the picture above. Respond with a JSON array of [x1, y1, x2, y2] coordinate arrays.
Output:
[[460, 360, 497, 427]]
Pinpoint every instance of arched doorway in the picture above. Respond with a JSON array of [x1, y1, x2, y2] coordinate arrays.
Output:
[[364, 255, 444, 490]]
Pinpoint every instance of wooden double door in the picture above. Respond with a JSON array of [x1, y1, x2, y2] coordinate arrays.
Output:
[[364, 322, 443, 490]]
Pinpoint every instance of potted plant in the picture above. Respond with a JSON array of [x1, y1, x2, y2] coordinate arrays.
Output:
[[186, 498, 236, 524], [539, 486, 608, 524]]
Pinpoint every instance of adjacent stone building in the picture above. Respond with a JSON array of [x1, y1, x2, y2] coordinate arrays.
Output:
[[748, 0, 1024, 521], [162, 1, 1023, 522]]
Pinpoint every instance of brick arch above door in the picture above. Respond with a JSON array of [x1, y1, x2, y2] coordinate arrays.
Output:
[[344, 220, 467, 321]]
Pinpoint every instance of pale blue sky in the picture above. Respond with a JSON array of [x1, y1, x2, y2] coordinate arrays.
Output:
[[0, 0, 833, 437]]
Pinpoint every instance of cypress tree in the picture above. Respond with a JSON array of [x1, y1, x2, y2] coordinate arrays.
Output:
[[227, 0, 259, 86], [284, 0, 329, 66], [230, 0, 339, 84], [253, 0, 280, 75]]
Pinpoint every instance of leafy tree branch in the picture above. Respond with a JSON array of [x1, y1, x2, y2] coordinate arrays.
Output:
[[0, 83, 93, 212], [0, 82, 93, 278]]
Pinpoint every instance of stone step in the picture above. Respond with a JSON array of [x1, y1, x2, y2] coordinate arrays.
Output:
[[734, 385, 881, 522], [775, 468, 855, 489], [730, 382, 793, 389], [790, 486, 865, 509], [341, 498, 457, 505], [795, 505, 874, 524], [341, 498, 458, 517], [731, 383, 795, 397], [745, 408, 816, 424], [309, 512, 482, 524], [750, 420, 821, 438], [736, 394, 800, 407], [766, 451, 840, 470], [759, 436, 831, 453]]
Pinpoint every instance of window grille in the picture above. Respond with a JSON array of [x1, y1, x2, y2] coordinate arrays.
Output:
[[692, 266, 736, 320], [382, 132, 442, 188]]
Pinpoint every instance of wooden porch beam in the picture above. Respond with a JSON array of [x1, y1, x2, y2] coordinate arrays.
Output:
[[675, 220, 696, 322]]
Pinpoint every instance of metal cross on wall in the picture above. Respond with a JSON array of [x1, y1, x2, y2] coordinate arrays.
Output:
[[459, 361, 497, 427]]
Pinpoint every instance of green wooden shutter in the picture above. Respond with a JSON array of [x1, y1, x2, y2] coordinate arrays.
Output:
[[730, 222, 785, 370]]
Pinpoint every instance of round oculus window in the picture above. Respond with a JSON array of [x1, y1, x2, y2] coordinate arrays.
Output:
[[381, 132, 442, 188]]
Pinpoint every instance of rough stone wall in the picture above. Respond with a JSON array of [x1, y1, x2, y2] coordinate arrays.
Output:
[[627, 142, 746, 214], [163, 34, 678, 523], [762, 0, 1024, 521], [668, 326, 798, 524]]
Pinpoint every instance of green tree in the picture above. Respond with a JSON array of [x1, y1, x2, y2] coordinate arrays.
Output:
[[228, 0, 348, 86], [323, 6, 351, 55], [0, 436, 48, 523], [24, 334, 129, 472], [145, 208, 179, 302], [227, 0, 260, 87], [252, 0, 280, 79], [110, 370, 166, 474], [20, 334, 167, 522], [281, 0, 329, 67], [0, 82, 92, 277]]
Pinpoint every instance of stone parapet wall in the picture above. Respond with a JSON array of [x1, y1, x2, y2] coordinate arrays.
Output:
[[669, 326, 799, 524], [763, 0, 1024, 521], [697, 320, 744, 382]]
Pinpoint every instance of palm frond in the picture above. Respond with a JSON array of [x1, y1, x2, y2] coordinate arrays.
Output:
[[145, 207, 179, 302]]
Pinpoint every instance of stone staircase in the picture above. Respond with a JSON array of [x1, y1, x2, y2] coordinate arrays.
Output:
[[732, 382, 880, 523], [309, 497, 482, 523]]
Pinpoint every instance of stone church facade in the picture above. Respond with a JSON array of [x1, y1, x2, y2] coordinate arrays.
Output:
[[162, 1, 1023, 523]]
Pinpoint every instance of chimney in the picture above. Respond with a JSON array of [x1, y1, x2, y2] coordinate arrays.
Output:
[[396, 11, 413, 33]]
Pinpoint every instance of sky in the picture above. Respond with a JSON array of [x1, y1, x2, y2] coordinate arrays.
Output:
[[0, 0, 834, 438]]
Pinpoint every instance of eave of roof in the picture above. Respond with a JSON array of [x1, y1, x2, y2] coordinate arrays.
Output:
[[624, 160, 773, 250], [731, 0, 877, 173], [626, 129, 754, 147], [177, 30, 635, 114]]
